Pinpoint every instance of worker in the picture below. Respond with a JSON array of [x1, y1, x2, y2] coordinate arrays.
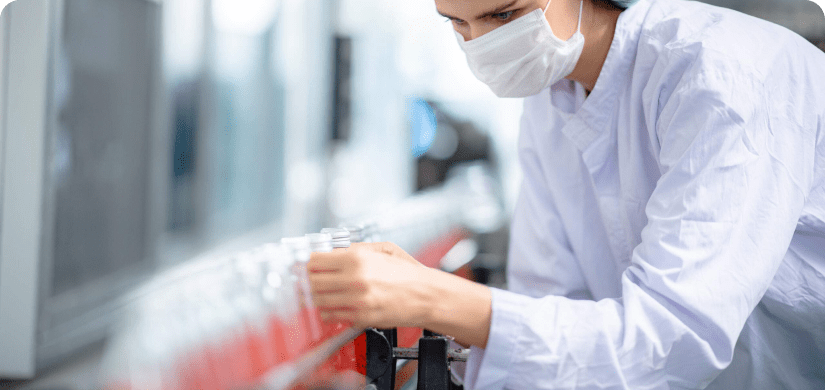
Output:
[[308, 0, 825, 388]]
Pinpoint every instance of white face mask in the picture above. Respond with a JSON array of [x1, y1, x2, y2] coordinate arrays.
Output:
[[456, 0, 585, 98]]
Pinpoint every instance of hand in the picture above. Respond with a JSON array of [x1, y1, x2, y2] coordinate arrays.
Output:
[[364, 241, 424, 268], [308, 242, 435, 329]]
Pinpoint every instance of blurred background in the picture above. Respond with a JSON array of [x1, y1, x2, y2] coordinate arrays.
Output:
[[0, 0, 823, 388]]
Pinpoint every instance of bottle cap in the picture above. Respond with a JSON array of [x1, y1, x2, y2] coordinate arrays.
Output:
[[305, 233, 334, 252], [341, 225, 364, 243], [320, 228, 351, 248], [320, 228, 350, 240]]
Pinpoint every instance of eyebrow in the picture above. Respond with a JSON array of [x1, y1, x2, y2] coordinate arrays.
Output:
[[437, 0, 520, 21]]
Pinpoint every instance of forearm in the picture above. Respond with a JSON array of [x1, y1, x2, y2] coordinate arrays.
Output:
[[418, 268, 493, 348]]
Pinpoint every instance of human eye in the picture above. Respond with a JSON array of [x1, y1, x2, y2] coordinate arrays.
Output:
[[445, 17, 467, 26], [491, 10, 516, 21]]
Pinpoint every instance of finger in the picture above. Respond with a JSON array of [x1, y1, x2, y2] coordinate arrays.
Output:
[[312, 282, 366, 295], [319, 303, 385, 329], [312, 291, 363, 310], [319, 308, 357, 323], [308, 251, 350, 272], [309, 272, 352, 293]]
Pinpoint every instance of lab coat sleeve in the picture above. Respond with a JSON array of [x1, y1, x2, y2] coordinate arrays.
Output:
[[465, 70, 814, 388]]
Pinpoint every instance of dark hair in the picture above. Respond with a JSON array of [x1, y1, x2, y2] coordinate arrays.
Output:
[[592, 0, 637, 10]]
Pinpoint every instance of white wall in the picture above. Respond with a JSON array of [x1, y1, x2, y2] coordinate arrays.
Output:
[[0, 0, 51, 377], [0, 4, 7, 179]]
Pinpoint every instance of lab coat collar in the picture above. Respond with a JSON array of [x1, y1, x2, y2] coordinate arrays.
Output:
[[554, 0, 651, 152]]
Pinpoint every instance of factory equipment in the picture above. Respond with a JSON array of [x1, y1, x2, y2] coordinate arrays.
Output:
[[0, 0, 166, 377], [101, 236, 361, 390], [101, 167, 503, 390], [0, 0, 333, 380]]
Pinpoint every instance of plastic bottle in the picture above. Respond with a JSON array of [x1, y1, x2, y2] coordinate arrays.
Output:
[[232, 248, 282, 381], [284, 236, 324, 348]]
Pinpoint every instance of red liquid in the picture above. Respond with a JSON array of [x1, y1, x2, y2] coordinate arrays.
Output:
[[269, 314, 304, 362], [398, 327, 423, 348], [245, 325, 275, 380], [221, 334, 254, 388], [184, 345, 227, 390], [303, 307, 324, 343], [354, 333, 367, 375], [175, 310, 361, 390], [172, 312, 363, 390], [335, 338, 358, 372], [322, 318, 344, 338], [173, 360, 198, 390], [215, 342, 239, 389]]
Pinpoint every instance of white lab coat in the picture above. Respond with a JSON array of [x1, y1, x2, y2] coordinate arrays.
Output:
[[461, 0, 825, 388]]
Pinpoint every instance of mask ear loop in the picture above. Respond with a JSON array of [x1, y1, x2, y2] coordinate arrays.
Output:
[[576, 0, 584, 33], [542, 0, 584, 33]]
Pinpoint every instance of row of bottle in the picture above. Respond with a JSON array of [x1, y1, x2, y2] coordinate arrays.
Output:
[[102, 224, 378, 390]]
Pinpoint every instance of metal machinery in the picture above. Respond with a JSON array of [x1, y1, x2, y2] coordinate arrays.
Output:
[[365, 328, 468, 390]]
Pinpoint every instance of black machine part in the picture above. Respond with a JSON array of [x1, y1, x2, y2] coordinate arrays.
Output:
[[367, 328, 467, 390]]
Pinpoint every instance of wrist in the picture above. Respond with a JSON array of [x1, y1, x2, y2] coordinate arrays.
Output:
[[412, 266, 444, 327], [416, 268, 493, 348]]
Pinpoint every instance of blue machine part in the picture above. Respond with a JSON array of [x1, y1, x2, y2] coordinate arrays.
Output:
[[408, 99, 438, 158]]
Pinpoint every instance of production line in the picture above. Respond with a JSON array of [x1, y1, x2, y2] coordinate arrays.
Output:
[[100, 169, 503, 390], [1, 0, 824, 389]]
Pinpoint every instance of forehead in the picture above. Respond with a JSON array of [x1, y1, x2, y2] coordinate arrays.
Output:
[[434, 0, 537, 17]]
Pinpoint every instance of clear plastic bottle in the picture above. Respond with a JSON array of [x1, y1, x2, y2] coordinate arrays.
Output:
[[256, 241, 305, 362], [231, 248, 280, 382], [172, 281, 217, 390], [283, 236, 324, 347], [127, 296, 177, 390], [197, 270, 246, 390], [318, 228, 359, 372]]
